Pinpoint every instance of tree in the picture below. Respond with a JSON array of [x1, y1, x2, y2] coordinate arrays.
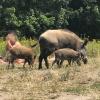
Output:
[[0, 0, 99, 38]]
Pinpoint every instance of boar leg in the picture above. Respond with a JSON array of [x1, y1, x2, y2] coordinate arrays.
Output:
[[28, 60, 33, 68], [23, 60, 27, 68], [56, 60, 64, 68], [68, 59, 71, 66], [11, 61, 15, 69], [28, 61, 31, 68], [39, 54, 44, 69], [59, 60, 64, 66], [52, 59, 57, 67], [9, 57, 15, 69], [44, 56, 49, 69], [7, 61, 11, 69], [76, 59, 81, 66], [39, 49, 52, 69]]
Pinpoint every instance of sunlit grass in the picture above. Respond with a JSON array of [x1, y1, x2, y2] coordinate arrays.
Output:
[[64, 85, 88, 94], [87, 40, 100, 57], [0, 38, 39, 56], [91, 82, 100, 91]]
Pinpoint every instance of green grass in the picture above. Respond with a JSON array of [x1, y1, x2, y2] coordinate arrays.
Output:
[[0, 39, 6, 56], [87, 40, 100, 57], [0, 38, 39, 56], [64, 85, 88, 94], [91, 82, 100, 91]]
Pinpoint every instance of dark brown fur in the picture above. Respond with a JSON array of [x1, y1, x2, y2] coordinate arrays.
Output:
[[52, 48, 81, 67]]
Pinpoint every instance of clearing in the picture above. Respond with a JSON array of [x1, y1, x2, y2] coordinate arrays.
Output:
[[0, 57, 99, 100]]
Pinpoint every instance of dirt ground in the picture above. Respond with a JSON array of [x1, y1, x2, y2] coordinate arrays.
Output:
[[0, 57, 99, 100]]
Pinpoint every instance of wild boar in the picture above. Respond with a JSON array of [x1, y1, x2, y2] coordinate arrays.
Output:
[[7, 46, 36, 69], [52, 48, 81, 67], [39, 29, 88, 69]]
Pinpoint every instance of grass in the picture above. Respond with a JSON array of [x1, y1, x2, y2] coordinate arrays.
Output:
[[64, 85, 88, 94], [0, 57, 99, 99], [91, 82, 100, 91], [87, 40, 100, 57], [0, 39, 6, 56], [0, 39, 99, 99]]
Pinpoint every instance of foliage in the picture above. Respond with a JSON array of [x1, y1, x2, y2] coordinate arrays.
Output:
[[0, 0, 100, 38]]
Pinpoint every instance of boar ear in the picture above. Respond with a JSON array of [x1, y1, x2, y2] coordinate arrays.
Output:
[[81, 38, 89, 48]]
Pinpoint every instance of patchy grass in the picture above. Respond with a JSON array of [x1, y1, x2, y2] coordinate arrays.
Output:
[[0, 39, 99, 99], [0, 38, 39, 56], [0, 57, 99, 99], [64, 85, 88, 94], [87, 40, 100, 57], [91, 82, 100, 91]]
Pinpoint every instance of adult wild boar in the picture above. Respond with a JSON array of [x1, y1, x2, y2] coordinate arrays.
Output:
[[39, 29, 88, 69]]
